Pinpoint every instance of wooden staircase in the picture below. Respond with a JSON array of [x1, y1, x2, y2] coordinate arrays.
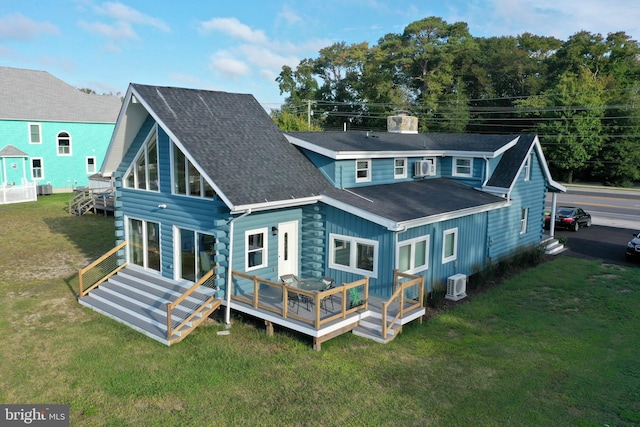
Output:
[[78, 267, 221, 345], [352, 302, 425, 344]]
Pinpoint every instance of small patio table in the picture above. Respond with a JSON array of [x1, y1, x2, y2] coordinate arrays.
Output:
[[296, 278, 327, 292]]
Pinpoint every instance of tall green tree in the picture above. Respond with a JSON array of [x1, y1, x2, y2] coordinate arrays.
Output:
[[517, 69, 606, 182]]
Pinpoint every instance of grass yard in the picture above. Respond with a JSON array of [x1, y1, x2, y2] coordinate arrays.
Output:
[[1, 194, 639, 426]]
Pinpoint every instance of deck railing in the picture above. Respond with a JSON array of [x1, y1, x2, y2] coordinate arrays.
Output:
[[381, 270, 424, 338], [230, 270, 369, 329], [78, 241, 128, 298], [166, 269, 221, 340]]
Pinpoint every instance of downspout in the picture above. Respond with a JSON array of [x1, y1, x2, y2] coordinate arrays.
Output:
[[225, 208, 252, 326], [482, 156, 490, 187]]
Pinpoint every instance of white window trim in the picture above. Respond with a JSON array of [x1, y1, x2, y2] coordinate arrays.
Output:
[[452, 157, 472, 177], [56, 131, 72, 156], [355, 159, 371, 183], [245, 228, 268, 271], [397, 235, 430, 274], [524, 153, 532, 181], [31, 157, 44, 180], [28, 123, 41, 144], [329, 233, 378, 278], [442, 227, 458, 264], [394, 158, 407, 179], [86, 156, 97, 174], [520, 208, 528, 234]]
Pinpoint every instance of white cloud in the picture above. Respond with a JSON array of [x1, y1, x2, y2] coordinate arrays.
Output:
[[94, 1, 170, 32], [78, 20, 138, 40], [238, 44, 299, 70], [208, 50, 251, 78], [0, 13, 59, 41], [199, 17, 268, 44], [277, 5, 302, 25]]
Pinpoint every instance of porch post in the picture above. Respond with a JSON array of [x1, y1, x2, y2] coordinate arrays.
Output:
[[550, 193, 558, 238]]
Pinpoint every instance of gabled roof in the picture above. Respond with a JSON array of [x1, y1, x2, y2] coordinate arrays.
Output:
[[0, 66, 121, 123], [484, 134, 565, 193], [286, 131, 519, 159], [321, 178, 509, 231], [0, 144, 29, 157], [103, 84, 332, 211]]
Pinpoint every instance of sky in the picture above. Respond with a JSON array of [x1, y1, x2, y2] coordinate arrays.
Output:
[[1, 0, 640, 110]]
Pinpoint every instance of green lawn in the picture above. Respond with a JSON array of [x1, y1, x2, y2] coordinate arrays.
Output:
[[1, 194, 639, 426]]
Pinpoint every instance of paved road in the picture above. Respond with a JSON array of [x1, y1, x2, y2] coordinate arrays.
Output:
[[545, 185, 640, 266]]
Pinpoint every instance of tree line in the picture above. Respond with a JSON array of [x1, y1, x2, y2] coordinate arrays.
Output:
[[272, 16, 640, 186]]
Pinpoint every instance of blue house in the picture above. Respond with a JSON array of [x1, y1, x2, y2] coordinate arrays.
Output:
[[0, 66, 121, 204], [78, 84, 565, 348]]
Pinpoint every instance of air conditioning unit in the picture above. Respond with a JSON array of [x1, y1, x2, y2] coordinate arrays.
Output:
[[446, 274, 467, 301], [414, 159, 435, 177]]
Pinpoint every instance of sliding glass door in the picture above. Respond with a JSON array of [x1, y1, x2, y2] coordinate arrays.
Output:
[[127, 218, 160, 272], [176, 227, 216, 282]]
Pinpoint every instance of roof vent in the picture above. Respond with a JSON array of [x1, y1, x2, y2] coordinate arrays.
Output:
[[387, 110, 418, 134]]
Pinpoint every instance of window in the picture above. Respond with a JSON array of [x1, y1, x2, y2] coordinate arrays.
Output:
[[57, 132, 71, 155], [524, 153, 532, 181], [329, 233, 378, 277], [86, 157, 96, 174], [355, 159, 371, 183], [442, 228, 458, 263], [124, 131, 158, 191], [173, 143, 216, 198], [31, 158, 43, 180], [394, 158, 407, 179], [453, 158, 472, 177], [29, 123, 41, 144], [520, 208, 528, 234], [246, 228, 267, 271], [397, 235, 429, 274]]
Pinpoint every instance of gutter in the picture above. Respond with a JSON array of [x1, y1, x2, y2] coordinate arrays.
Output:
[[225, 208, 252, 326]]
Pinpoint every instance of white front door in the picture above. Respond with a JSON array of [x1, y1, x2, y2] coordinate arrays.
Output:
[[277, 221, 298, 277]]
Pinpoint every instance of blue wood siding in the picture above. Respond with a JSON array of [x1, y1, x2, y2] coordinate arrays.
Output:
[[114, 119, 230, 287], [229, 208, 302, 295], [487, 150, 546, 261], [300, 149, 335, 185]]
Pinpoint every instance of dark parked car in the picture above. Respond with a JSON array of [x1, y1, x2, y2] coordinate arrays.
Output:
[[625, 232, 640, 262], [545, 206, 592, 231]]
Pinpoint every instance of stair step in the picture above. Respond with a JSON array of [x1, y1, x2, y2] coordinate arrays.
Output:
[[79, 293, 173, 344], [79, 267, 221, 345]]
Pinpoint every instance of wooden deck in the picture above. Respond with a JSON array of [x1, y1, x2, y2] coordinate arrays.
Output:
[[227, 271, 426, 350]]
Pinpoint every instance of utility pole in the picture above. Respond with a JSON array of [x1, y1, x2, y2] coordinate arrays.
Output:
[[306, 99, 314, 130]]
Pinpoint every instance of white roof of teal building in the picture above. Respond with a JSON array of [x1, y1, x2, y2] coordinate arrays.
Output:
[[0, 66, 122, 124]]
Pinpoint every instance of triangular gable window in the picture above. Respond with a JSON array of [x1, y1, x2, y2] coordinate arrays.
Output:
[[172, 143, 216, 198], [124, 130, 158, 191]]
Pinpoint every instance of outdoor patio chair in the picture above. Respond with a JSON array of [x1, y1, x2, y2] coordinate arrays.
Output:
[[280, 274, 309, 312], [320, 276, 335, 312]]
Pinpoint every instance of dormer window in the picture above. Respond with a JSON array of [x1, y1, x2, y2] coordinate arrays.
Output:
[[453, 157, 472, 177], [355, 159, 371, 183]]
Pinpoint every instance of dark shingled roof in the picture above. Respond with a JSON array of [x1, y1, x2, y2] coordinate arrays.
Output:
[[131, 84, 332, 207], [286, 131, 520, 154], [485, 134, 536, 189], [322, 178, 506, 224]]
